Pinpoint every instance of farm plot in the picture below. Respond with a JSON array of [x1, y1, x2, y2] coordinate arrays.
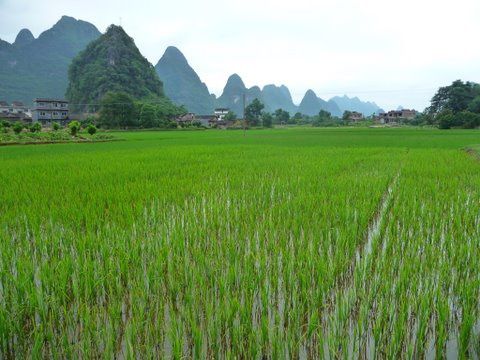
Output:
[[0, 128, 478, 358]]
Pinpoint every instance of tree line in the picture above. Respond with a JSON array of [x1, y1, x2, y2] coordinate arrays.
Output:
[[424, 80, 480, 129], [75, 80, 480, 130], [96, 92, 185, 129]]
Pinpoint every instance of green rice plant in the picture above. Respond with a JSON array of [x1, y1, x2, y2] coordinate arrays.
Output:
[[0, 128, 479, 357]]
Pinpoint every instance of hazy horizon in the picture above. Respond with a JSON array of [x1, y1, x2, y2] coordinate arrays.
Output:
[[1, 0, 479, 111]]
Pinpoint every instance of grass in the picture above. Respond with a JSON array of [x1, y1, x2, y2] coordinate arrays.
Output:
[[0, 127, 479, 357]]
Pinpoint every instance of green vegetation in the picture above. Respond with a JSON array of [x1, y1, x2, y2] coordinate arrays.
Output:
[[87, 124, 97, 135], [66, 25, 165, 112], [0, 121, 116, 145], [273, 108, 290, 124], [224, 111, 237, 121], [68, 120, 81, 136], [0, 128, 479, 358], [245, 98, 264, 126], [427, 80, 480, 129], [98, 92, 183, 129]]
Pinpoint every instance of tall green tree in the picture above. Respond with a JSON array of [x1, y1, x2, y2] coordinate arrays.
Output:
[[99, 92, 136, 128], [138, 103, 157, 128], [261, 112, 273, 128], [224, 111, 237, 121], [245, 98, 264, 126], [428, 80, 480, 115], [274, 109, 290, 124], [342, 110, 352, 121]]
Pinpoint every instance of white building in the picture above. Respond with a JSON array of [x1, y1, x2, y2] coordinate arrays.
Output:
[[214, 108, 229, 122]]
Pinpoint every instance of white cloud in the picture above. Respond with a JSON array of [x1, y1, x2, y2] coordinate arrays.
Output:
[[1, 0, 479, 110]]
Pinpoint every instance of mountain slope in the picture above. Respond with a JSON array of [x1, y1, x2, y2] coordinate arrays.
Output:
[[262, 84, 297, 114], [155, 46, 214, 114], [216, 74, 303, 116], [13, 29, 35, 47], [0, 16, 101, 104], [298, 89, 341, 116], [216, 74, 250, 116], [66, 25, 164, 111]]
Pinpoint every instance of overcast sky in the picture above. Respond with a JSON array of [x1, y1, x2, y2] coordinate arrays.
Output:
[[1, 0, 479, 110]]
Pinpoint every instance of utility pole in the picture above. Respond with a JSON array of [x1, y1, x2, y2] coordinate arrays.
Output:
[[243, 93, 246, 136]]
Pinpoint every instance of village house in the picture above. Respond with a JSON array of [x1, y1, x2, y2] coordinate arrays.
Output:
[[12, 101, 29, 114], [32, 98, 69, 124], [0, 100, 32, 122], [176, 112, 196, 125], [377, 109, 416, 124], [348, 111, 364, 122], [196, 115, 218, 127], [175, 113, 216, 127], [0, 101, 10, 114], [214, 108, 229, 122]]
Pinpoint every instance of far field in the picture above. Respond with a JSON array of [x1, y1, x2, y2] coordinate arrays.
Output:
[[0, 128, 479, 358]]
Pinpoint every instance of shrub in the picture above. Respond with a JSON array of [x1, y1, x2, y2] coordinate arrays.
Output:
[[1, 120, 12, 128], [68, 121, 81, 136], [29, 122, 42, 133], [13, 122, 23, 134], [87, 124, 97, 135], [52, 122, 61, 131]]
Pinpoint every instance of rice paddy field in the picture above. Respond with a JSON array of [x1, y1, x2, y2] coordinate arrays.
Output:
[[0, 127, 479, 358]]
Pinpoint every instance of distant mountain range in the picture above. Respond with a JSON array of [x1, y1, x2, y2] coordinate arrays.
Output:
[[156, 47, 383, 117], [331, 95, 384, 116], [0, 16, 386, 116], [0, 16, 100, 105], [298, 89, 341, 117]]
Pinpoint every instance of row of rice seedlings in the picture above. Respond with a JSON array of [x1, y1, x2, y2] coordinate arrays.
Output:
[[323, 148, 480, 358], [0, 143, 400, 357]]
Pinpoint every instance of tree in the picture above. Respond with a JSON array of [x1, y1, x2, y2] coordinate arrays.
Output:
[[224, 111, 237, 121], [458, 111, 480, 129], [437, 110, 455, 129], [138, 103, 157, 128], [318, 110, 332, 120], [29, 122, 42, 133], [274, 109, 290, 124], [468, 96, 480, 114], [99, 92, 136, 128], [312, 110, 336, 127], [52, 122, 61, 131], [342, 110, 352, 121], [87, 124, 97, 135], [293, 112, 303, 120], [13, 122, 23, 134], [428, 80, 480, 115], [68, 121, 81, 136], [261, 112, 273, 128], [245, 98, 264, 126]]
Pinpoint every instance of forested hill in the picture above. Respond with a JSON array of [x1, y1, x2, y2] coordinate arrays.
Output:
[[66, 25, 165, 111], [0, 16, 100, 105]]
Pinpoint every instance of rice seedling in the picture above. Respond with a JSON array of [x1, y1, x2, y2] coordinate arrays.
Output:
[[0, 128, 479, 357]]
